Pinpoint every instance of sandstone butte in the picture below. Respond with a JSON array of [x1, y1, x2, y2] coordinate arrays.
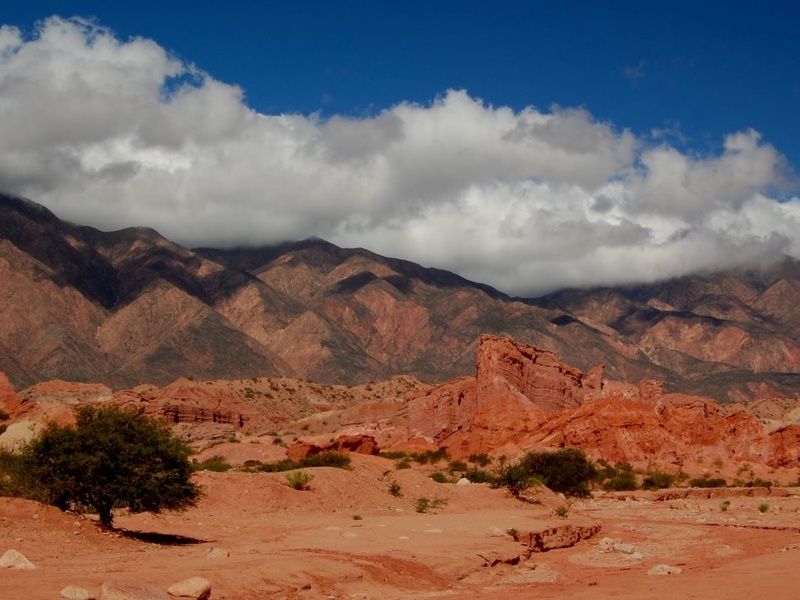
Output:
[[2, 334, 800, 473], [327, 334, 800, 469]]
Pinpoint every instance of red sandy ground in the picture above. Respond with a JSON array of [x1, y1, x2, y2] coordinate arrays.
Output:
[[2, 455, 799, 600]]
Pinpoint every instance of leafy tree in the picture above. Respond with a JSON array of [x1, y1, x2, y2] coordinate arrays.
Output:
[[24, 405, 200, 527]]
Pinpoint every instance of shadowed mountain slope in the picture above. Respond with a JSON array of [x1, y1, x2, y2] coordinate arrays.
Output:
[[1, 193, 798, 401]]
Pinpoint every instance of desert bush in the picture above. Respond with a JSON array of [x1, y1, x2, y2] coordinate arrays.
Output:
[[0, 449, 39, 499], [410, 449, 449, 464], [24, 405, 199, 527], [746, 478, 773, 489], [285, 470, 313, 490], [506, 528, 520, 541], [689, 477, 727, 488], [642, 470, 675, 490], [192, 455, 232, 472], [553, 504, 570, 519], [378, 451, 408, 460], [298, 451, 351, 470], [720, 500, 731, 512], [258, 452, 351, 473], [602, 471, 638, 491], [597, 462, 637, 491], [464, 467, 494, 484], [414, 497, 448, 514], [395, 459, 411, 470], [430, 471, 449, 484], [468, 453, 492, 467], [448, 460, 468, 473], [352, 514, 362, 520], [388, 480, 402, 497], [758, 502, 769, 513], [519, 448, 597, 497], [492, 464, 538, 496]]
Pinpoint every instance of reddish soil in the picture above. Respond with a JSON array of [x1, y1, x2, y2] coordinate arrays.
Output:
[[1, 456, 799, 599]]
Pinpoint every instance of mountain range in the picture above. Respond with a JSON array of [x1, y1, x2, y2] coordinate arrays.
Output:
[[1, 193, 798, 402]]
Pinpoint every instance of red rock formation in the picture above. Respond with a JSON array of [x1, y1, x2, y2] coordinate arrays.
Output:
[[0, 371, 21, 415], [287, 434, 380, 461], [397, 335, 604, 456]]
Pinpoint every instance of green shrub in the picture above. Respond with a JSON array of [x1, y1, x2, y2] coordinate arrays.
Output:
[[720, 500, 731, 512], [298, 451, 351, 470], [414, 497, 447, 514], [258, 452, 351, 473], [430, 471, 449, 484], [758, 502, 769, 513], [192, 455, 232, 472], [24, 405, 199, 527], [689, 477, 727, 488], [492, 464, 537, 496], [410, 449, 449, 464], [747, 478, 773, 489], [468, 453, 492, 467], [378, 451, 408, 460], [642, 470, 675, 490], [448, 460, 468, 473], [395, 459, 411, 470], [519, 448, 596, 497], [553, 504, 570, 519], [603, 471, 638, 491], [464, 467, 495, 484], [0, 449, 38, 499], [285, 470, 313, 490], [388, 480, 402, 497]]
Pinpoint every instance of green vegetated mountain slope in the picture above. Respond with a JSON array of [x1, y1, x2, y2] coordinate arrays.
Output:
[[1, 193, 798, 401]]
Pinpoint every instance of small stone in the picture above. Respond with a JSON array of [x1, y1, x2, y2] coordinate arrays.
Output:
[[61, 585, 96, 600], [598, 537, 620, 552], [100, 581, 168, 600], [0, 549, 36, 570], [613, 542, 637, 554], [166, 577, 211, 600], [456, 477, 471, 485], [206, 546, 229, 559], [648, 564, 682, 576]]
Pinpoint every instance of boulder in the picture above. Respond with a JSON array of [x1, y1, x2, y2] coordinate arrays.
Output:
[[0, 420, 43, 452], [61, 586, 96, 600], [167, 577, 211, 599], [0, 548, 36, 570], [100, 581, 168, 600], [648, 564, 682, 575]]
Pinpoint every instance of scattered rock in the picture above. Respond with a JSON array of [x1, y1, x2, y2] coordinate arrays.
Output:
[[0, 548, 36, 570], [61, 586, 96, 600], [456, 477, 471, 485], [520, 523, 602, 553], [166, 577, 211, 600], [100, 581, 168, 600], [648, 564, 683, 576], [613, 542, 637, 555], [206, 546, 229, 559]]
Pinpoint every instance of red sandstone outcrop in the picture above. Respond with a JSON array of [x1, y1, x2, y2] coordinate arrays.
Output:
[[394, 335, 605, 456], [364, 335, 800, 468], [287, 434, 380, 461], [0, 371, 21, 415]]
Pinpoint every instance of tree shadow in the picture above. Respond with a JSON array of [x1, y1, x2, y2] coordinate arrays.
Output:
[[115, 528, 210, 545]]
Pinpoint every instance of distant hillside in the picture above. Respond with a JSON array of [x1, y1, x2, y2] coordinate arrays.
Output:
[[0, 193, 798, 401]]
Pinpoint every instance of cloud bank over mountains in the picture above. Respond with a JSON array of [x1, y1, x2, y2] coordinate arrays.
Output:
[[0, 17, 798, 295]]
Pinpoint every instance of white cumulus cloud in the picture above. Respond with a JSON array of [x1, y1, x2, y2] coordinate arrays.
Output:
[[0, 17, 797, 295]]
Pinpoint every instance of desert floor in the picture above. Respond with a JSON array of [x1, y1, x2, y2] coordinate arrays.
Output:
[[2, 455, 799, 600]]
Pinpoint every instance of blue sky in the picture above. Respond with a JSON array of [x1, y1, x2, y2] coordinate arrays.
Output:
[[5, 1, 800, 168], [0, 2, 799, 293]]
